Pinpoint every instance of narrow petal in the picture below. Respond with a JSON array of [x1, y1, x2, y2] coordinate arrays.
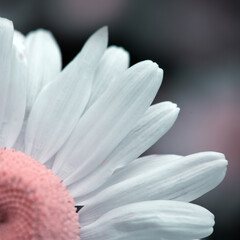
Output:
[[0, 18, 27, 148], [25, 29, 62, 110], [103, 155, 181, 186], [13, 29, 61, 151], [53, 61, 163, 183], [0, 18, 14, 136], [24, 27, 108, 163], [80, 200, 214, 240], [78, 152, 227, 225], [71, 155, 181, 202], [68, 102, 179, 199], [86, 46, 130, 109], [10, 30, 27, 152]]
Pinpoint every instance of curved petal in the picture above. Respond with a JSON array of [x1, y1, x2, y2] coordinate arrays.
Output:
[[10, 30, 27, 151], [78, 152, 227, 225], [67, 102, 179, 199], [53, 60, 163, 183], [86, 45, 130, 109], [71, 155, 181, 202], [24, 27, 108, 163], [25, 29, 62, 110], [13, 29, 61, 151], [0, 18, 27, 148], [80, 200, 214, 240]]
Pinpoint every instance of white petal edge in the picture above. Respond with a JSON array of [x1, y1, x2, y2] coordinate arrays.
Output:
[[24, 26, 108, 163], [78, 152, 227, 225], [67, 101, 179, 199], [52, 60, 163, 183], [14, 29, 62, 151], [0, 18, 27, 148], [72, 155, 181, 202], [80, 200, 214, 240], [10, 30, 27, 151], [25, 29, 62, 110], [85, 45, 130, 109]]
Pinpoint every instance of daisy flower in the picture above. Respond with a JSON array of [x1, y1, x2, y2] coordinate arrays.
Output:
[[0, 17, 227, 240]]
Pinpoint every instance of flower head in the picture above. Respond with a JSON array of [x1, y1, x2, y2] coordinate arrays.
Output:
[[0, 17, 227, 240]]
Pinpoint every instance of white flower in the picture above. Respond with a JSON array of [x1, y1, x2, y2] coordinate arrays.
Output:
[[0, 17, 227, 240]]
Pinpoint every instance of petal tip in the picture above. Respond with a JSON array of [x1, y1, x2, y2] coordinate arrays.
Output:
[[165, 102, 180, 113], [0, 17, 13, 26], [140, 60, 159, 68], [157, 67, 163, 75], [109, 45, 130, 60], [97, 26, 109, 39], [0, 17, 14, 33], [175, 106, 180, 114]]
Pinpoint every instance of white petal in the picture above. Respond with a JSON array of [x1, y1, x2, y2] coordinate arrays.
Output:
[[86, 46, 130, 109], [25, 29, 62, 110], [0, 18, 14, 135], [53, 60, 163, 183], [13, 111, 29, 152], [78, 152, 227, 225], [24, 27, 108, 163], [68, 102, 179, 200], [10, 31, 27, 151], [0, 18, 27, 148], [73, 155, 181, 201], [80, 200, 214, 240], [13, 30, 25, 52], [105, 155, 181, 186], [13, 30, 61, 151]]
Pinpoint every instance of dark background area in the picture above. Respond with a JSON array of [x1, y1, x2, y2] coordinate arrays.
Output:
[[1, 1, 240, 239]]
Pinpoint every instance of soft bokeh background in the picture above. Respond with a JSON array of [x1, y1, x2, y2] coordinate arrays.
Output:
[[1, 1, 239, 239]]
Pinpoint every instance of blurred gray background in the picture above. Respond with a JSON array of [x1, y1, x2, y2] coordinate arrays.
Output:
[[1, 0, 239, 239]]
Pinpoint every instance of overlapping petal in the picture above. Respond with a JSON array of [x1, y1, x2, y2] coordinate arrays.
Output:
[[24, 27, 108, 163], [80, 200, 214, 240], [86, 46, 130, 109], [0, 18, 26, 148], [13, 29, 62, 151], [53, 60, 163, 183], [78, 152, 227, 225], [67, 101, 179, 200], [25, 29, 62, 110]]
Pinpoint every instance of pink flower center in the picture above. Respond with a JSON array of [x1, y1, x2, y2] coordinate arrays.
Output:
[[0, 148, 80, 240]]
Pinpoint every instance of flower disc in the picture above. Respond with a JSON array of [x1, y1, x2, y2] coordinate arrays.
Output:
[[0, 148, 80, 240]]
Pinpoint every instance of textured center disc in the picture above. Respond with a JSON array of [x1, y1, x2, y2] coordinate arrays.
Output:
[[0, 148, 80, 240]]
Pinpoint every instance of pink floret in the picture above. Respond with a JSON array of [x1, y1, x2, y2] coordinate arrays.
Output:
[[0, 148, 80, 240]]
